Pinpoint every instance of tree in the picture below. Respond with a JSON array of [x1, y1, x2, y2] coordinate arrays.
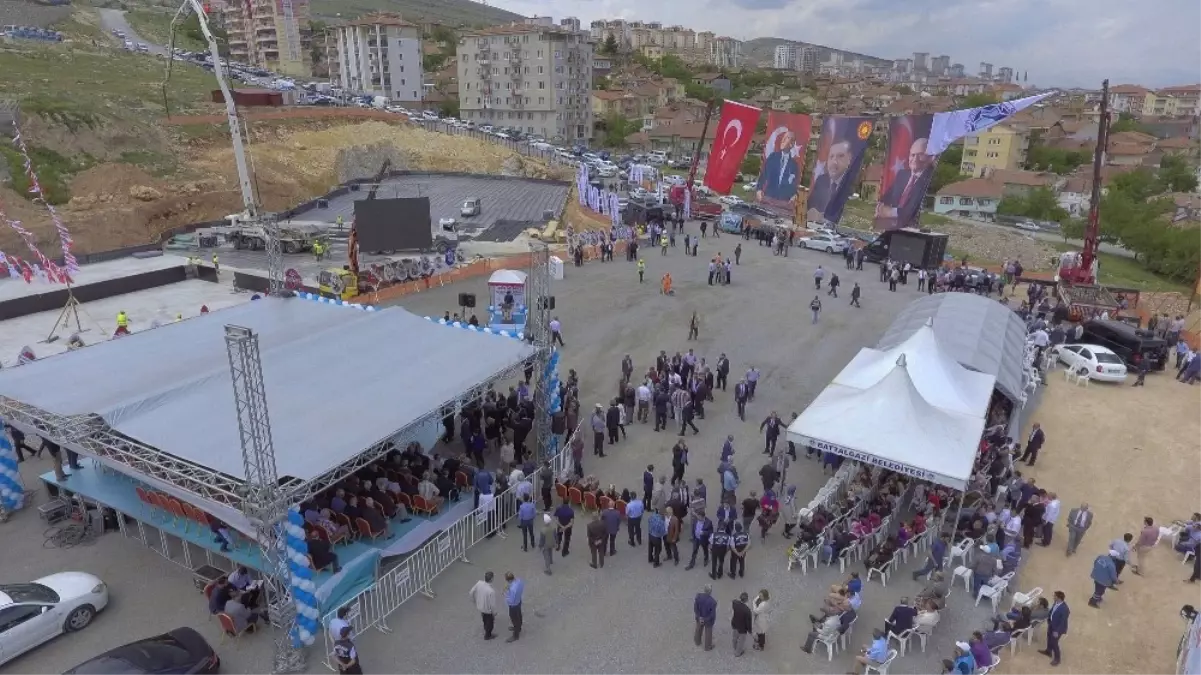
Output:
[[1109, 112, 1142, 134], [1059, 217, 1086, 242], [960, 92, 999, 108], [601, 114, 638, 148], [755, 116, 767, 134], [181, 12, 228, 56], [439, 99, 460, 119], [741, 153, 761, 177], [996, 187, 1069, 223], [1024, 145, 1089, 174], [684, 82, 718, 102], [928, 146, 963, 194], [789, 101, 811, 115], [600, 34, 618, 55], [1157, 154, 1200, 193], [1109, 168, 1159, 202]]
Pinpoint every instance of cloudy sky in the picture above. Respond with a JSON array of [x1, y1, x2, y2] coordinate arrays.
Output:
[[492, 0, 1200, 88]]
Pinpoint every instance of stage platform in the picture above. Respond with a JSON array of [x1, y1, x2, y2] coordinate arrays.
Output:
[[39, 462, 472, 612], [0, 255, 186, 303]]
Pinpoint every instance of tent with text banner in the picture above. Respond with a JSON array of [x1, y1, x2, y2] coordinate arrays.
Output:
[[784, 319, 993, 490]]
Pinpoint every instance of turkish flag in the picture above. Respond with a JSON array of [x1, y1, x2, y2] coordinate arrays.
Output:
[[703, 101, 761, 195]]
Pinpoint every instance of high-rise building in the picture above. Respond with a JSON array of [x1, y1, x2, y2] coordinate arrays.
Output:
[[559, 17, 581, 32], [711, 36, 741, 68], [893, 58, 911, 74], [979, 62, 993, 79], [774, 43, 797, 70], [457, 24, 593, 143], [799, 46, 818, 74], [912, 52, 928, 71], [997, 66, 1014, 83], [326, 14, 423, 104], [930, 55, 950, 76], [225, 0, 312, 76], [950, 63, 965, 78]]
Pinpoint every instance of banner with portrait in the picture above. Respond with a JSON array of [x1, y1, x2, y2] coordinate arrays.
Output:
[[806, 116, 873, 226], [754, 112, 812, 218], [874, 114, 937, 231]]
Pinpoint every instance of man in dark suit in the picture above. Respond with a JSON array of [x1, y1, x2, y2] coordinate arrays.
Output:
[[757, 130, 799, 202], [875, 137, 933, 227], [1065, 503, 1094, 555], [807, 139, 855, 222], [1039, 590, 1070, 666], [731, 592, 754, 656], [1019, 423, 1046, 465]]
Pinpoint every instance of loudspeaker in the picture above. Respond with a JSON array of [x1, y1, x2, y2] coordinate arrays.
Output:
[[542, 209, 555, 221], [317, 198, 329, 208], [350, 183, 361, 192], [541, 296, 556, 310], [458, 292, 476, 308]]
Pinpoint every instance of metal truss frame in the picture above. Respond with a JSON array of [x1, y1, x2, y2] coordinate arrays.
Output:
[[0, 352, 547, 511], [525, 242, 554, 459]]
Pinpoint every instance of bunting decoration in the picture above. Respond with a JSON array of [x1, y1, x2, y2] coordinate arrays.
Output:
[[3, 216, 68, 283], [607, 191, 621, 227], [683, 186, 692, 221], [11, 121, 77, 274], [576, 163, 589, 205]]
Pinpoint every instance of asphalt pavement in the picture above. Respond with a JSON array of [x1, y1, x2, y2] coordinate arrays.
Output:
[[97, 8, 169, 56]]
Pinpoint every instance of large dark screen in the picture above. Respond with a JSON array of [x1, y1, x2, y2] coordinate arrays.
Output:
[[889, 231, 926, 267], [354, 197, 432, 251]]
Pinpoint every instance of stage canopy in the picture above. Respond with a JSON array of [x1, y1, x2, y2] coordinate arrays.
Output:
[[0, 297, 537, 487], [876, 293, 1028, 403], [786, 324, 994, 491], [488, 269, 527, 286]]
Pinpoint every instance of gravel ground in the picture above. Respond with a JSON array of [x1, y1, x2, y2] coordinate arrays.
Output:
[[0, 0, 72, 29], [2, 228, 996, 674]]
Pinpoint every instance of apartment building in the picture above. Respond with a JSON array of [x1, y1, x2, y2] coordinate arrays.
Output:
[[930, 55, 950, 76], [457, 24, 593, 143], [225, 0, 311, 76], [1143, 90, 1180, 117], [774, 44, 797, 70], [960, 123, 1029, 177], [711, 36, 741, 68], [326, 14, 422, 104], [1108, 84, 1150, 115], [1158, 84, 1201, 117], [996, 66, 1013, 83]]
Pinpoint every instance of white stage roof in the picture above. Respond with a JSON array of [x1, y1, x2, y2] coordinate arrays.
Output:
[[786, 355, 984, 490], [0, 297, 537, 483]]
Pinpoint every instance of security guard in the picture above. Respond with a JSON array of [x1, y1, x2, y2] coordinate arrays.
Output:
[[335, 214, 344, 230], [313, 240, 324, 261], [175, 313, 183, 322], [637, 258, 646, 283], [710, 523, 731, 580], [729, 521, 750, 579], [115, 310, 130, 336]]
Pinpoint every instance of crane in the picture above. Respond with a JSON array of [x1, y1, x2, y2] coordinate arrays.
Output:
[[1058, 79, 1109, 286], [171, 0, 284, 295]]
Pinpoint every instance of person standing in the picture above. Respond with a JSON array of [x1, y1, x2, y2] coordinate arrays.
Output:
[[688, 311, 700, 340], [587, 513, 608, 569], [469, 572, 498, 640], [638, 258, 645, 283], [1132, 516, 1158, 576], [745, 366, 760, 400], [1088, 552, 1117, 608], [716, 354, 730, 391], [734, 379, 749, 421], [332, 626, 362, 674], [1064, 503, 1093, 556], [729, 521, 750, 578], [503, 572, 524, 642], [850, 282, 861, 308], [554, 499, 575, 557], [760, 412, 782, 455], [686, 511, 714, 571], [827, 273, 840, 298], [549, 316, 565, 346], [602, 501, 621, 555], [647, 507, 666, 566], [518, 495, 537, 552], [813, 266, 825, 290], [693, 585, 717, 651], [751, 589, 771, 651], [1038, 590, 1070, 666], [734, 243, 742, 264], [537, 514, 555, 575], [912, 533, 949, 580], [1041, 492, 1061, 546], [731, 592, 753, 656], [710, 524, 731, 580], [1019, 423, 1045, 466], [626, 494, 645, 546], [810, 296, 822, 324], [665, 507, 682, 565]]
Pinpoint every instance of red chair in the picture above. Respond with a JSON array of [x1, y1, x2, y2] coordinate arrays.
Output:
[[135, 486, 159, 520], [333, 512, 357, 540], [395, 492, 413, 510], [615, 499, 628, 520], [166, 497, 190, 532], [583, 492, 598, 512], [556, 483, 569, 502], [412, 495, 439, 516], [355, 516, 384, 542], [568, 487, 583, 507], [598, 496, 612, 511], [456, 471, 470, 489]]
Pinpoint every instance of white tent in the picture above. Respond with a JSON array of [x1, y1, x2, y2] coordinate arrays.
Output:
[[786, 345, 991, 490], [488, 269, 527, 286], [836, 320, 995, 417]]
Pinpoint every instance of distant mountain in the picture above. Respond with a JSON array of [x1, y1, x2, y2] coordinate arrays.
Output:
[[742, 37, 892, 70], [309, 0, 524, 26]]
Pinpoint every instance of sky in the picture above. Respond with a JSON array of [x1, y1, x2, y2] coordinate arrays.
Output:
[[490, 0, 1201, 89]]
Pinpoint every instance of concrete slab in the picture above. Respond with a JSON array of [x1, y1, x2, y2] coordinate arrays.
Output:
[[0, 255, 187, 303], [0, 278, 252, 367]]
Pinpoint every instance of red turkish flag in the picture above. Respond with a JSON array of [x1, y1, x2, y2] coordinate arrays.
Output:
[[703, 101, 761, 195]]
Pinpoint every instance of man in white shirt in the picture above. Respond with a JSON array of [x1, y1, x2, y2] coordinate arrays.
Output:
[[549, 317, 564, 346], [1004, 513, 1022, 541], [468, 571, 499, 640], [1040, 492, 1061, 547], [636, 383, 652, 423], [327, 606, 353, 643]]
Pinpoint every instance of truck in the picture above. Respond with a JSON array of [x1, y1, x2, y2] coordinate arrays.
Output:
[[217, 214, 329, 253], [859, 228, 949, 269]]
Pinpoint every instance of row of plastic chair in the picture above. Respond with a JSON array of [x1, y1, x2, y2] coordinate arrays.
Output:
[[554, 484, 629, 518], [134, 486, 252, 553]]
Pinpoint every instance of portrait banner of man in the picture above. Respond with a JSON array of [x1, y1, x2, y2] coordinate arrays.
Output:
[[874, 114, 938, 231], [755, 112, 812, 217], [806, 116, 873, 226]]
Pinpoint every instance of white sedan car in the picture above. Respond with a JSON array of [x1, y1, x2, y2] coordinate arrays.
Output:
[[798, 233, 850, 254], [718, 195, 745, 207], [1054, 344, 1128, 382], [0, 572, 110, 666]]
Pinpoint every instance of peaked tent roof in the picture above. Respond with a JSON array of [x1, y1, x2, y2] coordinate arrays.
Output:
[[785, 355, 985, 490], [837, 320, 995, 417], [876, 293, 1028, 403], [488, 269, 527, 285]]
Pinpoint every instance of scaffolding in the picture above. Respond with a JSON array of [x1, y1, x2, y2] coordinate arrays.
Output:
[[525, 242, 555, 459]]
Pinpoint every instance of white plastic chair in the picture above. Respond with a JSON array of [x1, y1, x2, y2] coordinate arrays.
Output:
[[914, 623, 935, 652], [815, 631, 840, 660], [950, 537, 974, 566], [867, 559, 893, 587], [976, 579, 1010, 612], [839, 615, 859, 648], [951, 565, 973, 595], [1010, 586, 1042, 610], [977, 654, 1001, 675], [1074, 370, 1091, 387], [787, 545, 808, 573], [863, 648, 898, 675], [839, 546, 854, 573], [1009, 627, 1029, 654], [887, 628, 914, 656]]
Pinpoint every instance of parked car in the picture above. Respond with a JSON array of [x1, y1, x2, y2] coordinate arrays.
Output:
[[1079, 319, 1169, 371], [1015, 221, 1040, 232], [718, 195, 745, 207], [798, 233, 850, 254], [0, 572, 110, 666], [460, 198, 481, 217], [1053, 344, 1128, 382], [64, 627, 220, 674]]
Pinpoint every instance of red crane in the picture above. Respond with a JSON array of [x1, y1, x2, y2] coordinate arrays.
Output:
[[1059, 79, 1109, 285]]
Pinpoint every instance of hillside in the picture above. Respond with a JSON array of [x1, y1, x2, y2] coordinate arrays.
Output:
[[309, 0, 523, 26]]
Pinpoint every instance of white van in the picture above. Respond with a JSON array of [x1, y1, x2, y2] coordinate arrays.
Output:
[[648, 150, 668, 164]]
